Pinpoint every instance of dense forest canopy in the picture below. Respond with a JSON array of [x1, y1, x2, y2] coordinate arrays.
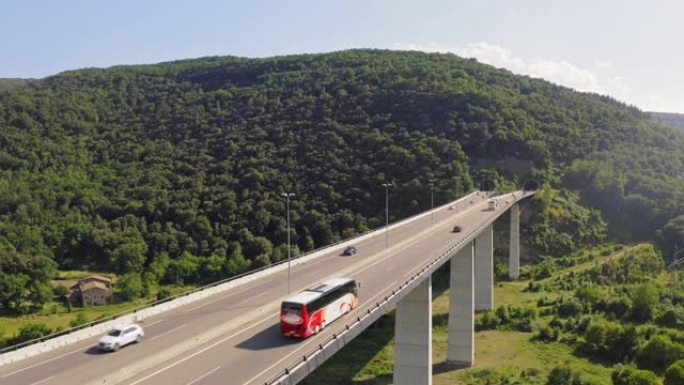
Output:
[[0, 78, 33, 92], [650, 111, 684, 132], [1, 49, 684, 309]]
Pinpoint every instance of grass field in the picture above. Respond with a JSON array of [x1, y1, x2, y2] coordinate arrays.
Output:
[[302, 244, 648, 385]]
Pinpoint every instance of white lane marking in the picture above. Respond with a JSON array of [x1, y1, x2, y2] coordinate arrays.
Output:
[[184, 283, 267, 313], [146, 323, 189, 342], [126, 315, 276, 385], [186, 366, 221, 385], [29, 375, 56, 385], [1, 347, 82, 378], [184, 297, 229, 312], [144, 319, 164, 327], [236, 291, 269, 305]]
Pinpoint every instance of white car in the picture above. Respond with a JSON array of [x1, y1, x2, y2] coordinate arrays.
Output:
[[97, 323, 144, 352]]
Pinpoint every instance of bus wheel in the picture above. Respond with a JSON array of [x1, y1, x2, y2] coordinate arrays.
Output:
[[314, 325, 321, 334]]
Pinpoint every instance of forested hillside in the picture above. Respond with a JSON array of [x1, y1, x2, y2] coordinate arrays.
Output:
[[1, 50, 684, 311], [650, 111, 684, 131], [0, 78, 32, 92]]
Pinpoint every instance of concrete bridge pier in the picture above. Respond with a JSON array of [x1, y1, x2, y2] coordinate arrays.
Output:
[[474, 225, 493, 311], [393, 276, 432, 385], [447, 242, 474, 367], [509, 204, 520, 279]]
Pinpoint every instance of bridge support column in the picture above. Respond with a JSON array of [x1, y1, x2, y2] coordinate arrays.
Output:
[[447, 242, 474, 366], [393, 276, 432, 385], [509, 204, 520, 279], [475, 224, 493, 311]]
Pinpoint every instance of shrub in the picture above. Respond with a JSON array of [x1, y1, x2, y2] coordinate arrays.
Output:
[[156, 287, 172, 301], [576, 286, 603, 308], [583, 321, 609, 354], [537, 296, 556, 307], [8, 323, 53, 345], [476, 310, 499, 331], [547, 366, 589, 385], [574, 315, 593, 334], [656, 306, 684, 328], [494, 262, 509, 281], [525, 281, 543, 293], [636, 334, 684, 372], [665, 359, 684, 385], [631, 283, 659, 321], [611, 364, 658, 385], [69, 312, 89, 328], [535, 324, 560, 342], [614, 326, 642, 362], [53, 283, 69, 299], [602, 296, 632, 319], [557, 299, 584, 318]]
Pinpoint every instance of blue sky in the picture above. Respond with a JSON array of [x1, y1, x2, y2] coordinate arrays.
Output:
[[2, 0, 682, 112]]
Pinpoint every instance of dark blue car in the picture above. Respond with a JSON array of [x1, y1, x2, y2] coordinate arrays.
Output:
[[342, 246, 358, 256]]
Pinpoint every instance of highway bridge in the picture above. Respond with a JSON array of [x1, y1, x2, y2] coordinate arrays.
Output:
[[0, 190, 534, 385]]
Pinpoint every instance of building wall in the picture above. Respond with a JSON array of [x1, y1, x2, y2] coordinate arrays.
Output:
[[81, 287, 111, 306]]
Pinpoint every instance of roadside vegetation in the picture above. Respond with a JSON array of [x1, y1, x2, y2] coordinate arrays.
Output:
[[303, 243, 684, 385], [0, 273, 193, 349]]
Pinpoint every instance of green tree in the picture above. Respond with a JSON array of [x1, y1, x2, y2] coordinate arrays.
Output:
[[117, 273, 144, 301], [112, 227, 148, 274]]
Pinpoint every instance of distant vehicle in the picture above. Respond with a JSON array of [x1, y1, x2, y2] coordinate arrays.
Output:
[[452, 225, 462, 233], [342, 246, 358, 256], [281, 278, 358, 338], [487, 198, 498, 211], [97, 323, 144, 352]]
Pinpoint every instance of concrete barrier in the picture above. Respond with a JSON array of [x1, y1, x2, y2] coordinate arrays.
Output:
[[0, 191, 487, 367]]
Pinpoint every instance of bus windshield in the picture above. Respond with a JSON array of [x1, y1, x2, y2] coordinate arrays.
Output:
[[281, 302, 304, 325], [281, 302, 302, 315]]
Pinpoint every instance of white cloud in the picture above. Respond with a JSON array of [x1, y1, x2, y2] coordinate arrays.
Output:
[[392, 41, 630, 103], [594, 60, 613, 68]]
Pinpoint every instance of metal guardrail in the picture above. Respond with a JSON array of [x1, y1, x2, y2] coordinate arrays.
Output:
[[264, 191, 535, 385], [0, 191, 485, 355]]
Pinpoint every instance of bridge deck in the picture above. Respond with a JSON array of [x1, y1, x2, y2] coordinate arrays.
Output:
[[0, 191, 529, 385]]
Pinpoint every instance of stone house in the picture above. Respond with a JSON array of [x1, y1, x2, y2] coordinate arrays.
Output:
[[54, 275, 113, 306]]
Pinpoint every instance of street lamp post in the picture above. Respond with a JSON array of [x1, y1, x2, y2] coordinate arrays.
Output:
[[428, 179, 435, 225], [281, 192, 295, 294], [381, 183, 392, 248]]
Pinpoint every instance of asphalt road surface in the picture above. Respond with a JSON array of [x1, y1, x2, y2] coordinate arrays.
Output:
[[0, 192, 522, 385]]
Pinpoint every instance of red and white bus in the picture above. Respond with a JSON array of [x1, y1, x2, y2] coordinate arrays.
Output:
[[280, 277, 358, 338]]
